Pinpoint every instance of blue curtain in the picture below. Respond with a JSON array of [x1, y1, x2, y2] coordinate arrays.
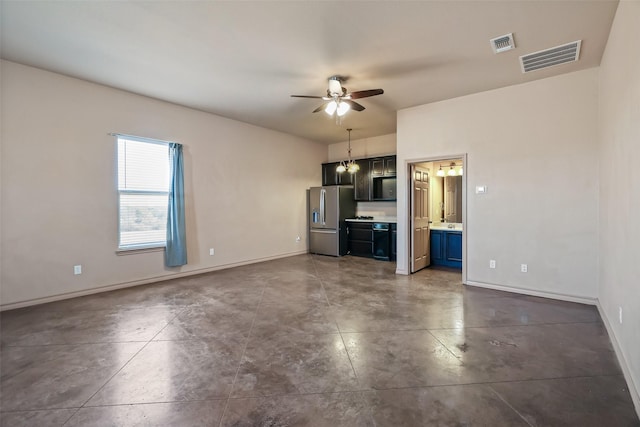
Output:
[[166, 143, 187, 267]]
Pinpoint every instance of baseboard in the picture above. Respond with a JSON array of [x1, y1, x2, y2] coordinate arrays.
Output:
[[465, 280, 598, 306], [0, 250, 308, 311], [597, 302, 640, 418]]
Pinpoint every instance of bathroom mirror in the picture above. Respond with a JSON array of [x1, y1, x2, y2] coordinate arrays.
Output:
[[417, 159, 463, 224]]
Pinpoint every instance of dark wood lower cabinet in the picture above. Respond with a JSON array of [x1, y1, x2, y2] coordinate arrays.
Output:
[[391, 223, 397, 261], [347, 222, 396, 260], [347, 222, 373, 258]]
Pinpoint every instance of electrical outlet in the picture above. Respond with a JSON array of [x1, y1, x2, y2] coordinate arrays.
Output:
[[296, 236, 301, 242], [521, 264, 528, 273], [209, 248, 215, 256], [74, 265, 82, 275], [489, 260, 496, 269], [619, 306, 623, 324]]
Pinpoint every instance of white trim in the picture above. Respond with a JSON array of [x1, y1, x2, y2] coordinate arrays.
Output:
[[465, 280, 598, 305], [109, 132, 175, 146], [597, 302, 640, 418], [0, 250, 307, 311], [116, 245, 165, 255]]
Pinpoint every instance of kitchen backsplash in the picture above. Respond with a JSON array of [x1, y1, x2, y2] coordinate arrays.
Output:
[[356, 201, 397, 218]]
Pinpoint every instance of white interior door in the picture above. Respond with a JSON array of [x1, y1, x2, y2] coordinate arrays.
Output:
[[411, 165, 430, 273]]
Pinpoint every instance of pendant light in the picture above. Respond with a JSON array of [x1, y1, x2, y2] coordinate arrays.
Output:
[[336, 128, 359, 174], [447, 162, 457, 176], [437, 165, 445, 177]]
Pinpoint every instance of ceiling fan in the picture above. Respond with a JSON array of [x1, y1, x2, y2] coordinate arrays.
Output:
[[291, 76, 384, 117]]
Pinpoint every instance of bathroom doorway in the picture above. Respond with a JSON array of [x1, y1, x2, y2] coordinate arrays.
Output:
[[409, 155, 466, 275]]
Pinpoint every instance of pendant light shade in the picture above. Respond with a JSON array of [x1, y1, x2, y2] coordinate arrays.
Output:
[[447, 163, 457, 176]]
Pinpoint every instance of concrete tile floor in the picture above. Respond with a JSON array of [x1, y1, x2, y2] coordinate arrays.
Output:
[[1, 254, 638, 426]]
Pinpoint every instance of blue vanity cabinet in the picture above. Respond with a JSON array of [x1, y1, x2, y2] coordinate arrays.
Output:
[[430, 229, 462, 269], [430, 230, 445, 264]]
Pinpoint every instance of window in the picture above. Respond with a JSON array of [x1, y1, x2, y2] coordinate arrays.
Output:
[[117, 136, 170, 250]]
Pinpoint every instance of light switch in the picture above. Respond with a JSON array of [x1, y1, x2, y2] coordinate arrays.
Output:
[[476, 186, 487, 194]]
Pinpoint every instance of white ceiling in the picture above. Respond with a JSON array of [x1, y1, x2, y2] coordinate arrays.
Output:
[[0, 1, 618, 144]]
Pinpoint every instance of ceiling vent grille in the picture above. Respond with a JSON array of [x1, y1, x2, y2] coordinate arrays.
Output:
[[490, 33, 515, 53], [520, 40, 582, 73]]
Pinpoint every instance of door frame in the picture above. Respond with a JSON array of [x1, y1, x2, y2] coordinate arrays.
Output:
[[406, 153, 468, 284]]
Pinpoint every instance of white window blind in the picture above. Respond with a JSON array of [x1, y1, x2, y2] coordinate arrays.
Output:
[[117, 136, 170, 250]]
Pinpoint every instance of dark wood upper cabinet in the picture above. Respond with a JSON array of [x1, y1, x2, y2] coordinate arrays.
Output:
[[385, 157, 396, 175], [322, 162, 353, 186], [321, 155, 396, 201], [322, 163, 338, 186], [371, 156, 396, 177], [371, 158, 384, 176], [353, 159, 370, 201]]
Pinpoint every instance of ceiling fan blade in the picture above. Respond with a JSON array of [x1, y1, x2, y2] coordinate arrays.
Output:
[[348, 89, 384, 99], [342, 99, 365, 111], [291, 95, 325, 99], [312, 103, 329, 113]]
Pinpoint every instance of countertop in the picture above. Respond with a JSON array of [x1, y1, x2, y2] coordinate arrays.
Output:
[[345, 217, 397, 224], [430, 222, 463, 231], [345, 219, 462, 229]]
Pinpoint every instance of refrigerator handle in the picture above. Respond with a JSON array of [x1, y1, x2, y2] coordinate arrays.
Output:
[[320, 188, 326, 225]]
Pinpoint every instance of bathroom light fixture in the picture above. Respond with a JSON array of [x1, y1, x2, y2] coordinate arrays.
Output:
[[437, 162, 463, 177], [336, 128, 359, 174]]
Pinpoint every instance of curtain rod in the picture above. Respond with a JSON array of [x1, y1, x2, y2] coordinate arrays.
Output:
[[108, 132, 177, 145]]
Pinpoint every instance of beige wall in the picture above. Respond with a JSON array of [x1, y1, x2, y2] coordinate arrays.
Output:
[[397, 68, 600, 300], [327, 133, 396, 162], [0, 61, 326, 307], [598, 0, 640, 411]]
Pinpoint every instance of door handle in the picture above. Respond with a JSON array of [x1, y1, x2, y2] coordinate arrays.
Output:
[[320, 188, 326, 225]]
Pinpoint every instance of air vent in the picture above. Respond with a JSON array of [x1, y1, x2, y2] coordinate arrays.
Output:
[[520, 40, 582, 73], [490, 33, 515, 53]]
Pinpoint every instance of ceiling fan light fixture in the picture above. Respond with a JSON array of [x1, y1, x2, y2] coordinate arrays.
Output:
[[325, 100, 337, 115], [336, 101, 350, 117]]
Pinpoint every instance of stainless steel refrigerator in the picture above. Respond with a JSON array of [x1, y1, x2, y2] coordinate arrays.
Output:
[[309, 186, 356, 256]]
